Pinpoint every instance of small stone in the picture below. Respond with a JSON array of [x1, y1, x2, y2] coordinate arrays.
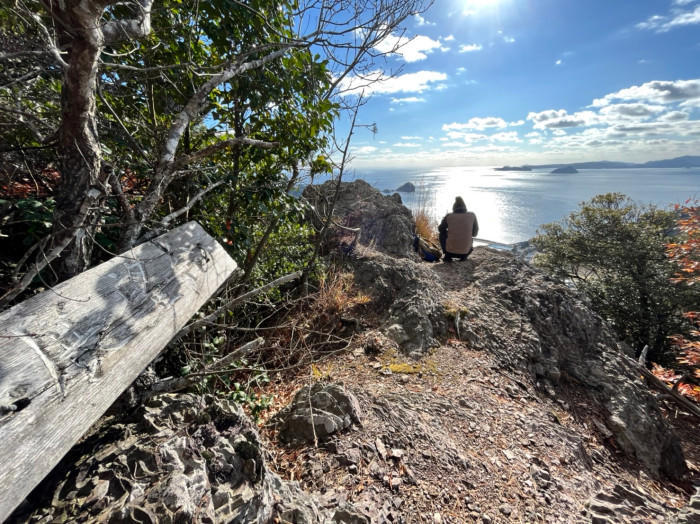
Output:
[[499, 504, 512, 516], [433, 512, 442, 523], [390, 448, 405, 459], [375, 438, 387, 460], [348, 464, 358, 474], [390, 478, 402, 489], [481, 515, 492, 524]]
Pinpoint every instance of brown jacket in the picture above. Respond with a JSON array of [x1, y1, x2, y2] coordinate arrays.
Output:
[[439, 211, 478, 254]]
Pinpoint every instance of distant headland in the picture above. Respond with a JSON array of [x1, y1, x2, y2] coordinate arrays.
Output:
[[494, 155, 700, 172], [494, 165, 532, 172], [551, 166, 578, 174]]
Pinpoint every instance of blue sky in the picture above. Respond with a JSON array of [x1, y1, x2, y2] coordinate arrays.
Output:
[[340, 0, 700, 169]]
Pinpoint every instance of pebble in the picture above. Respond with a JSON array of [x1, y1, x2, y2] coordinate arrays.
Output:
[[433, 512, 442, 523], [499, 504, 513, 516]]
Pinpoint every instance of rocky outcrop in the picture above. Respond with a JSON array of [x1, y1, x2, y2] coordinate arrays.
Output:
[[303, 180, 414, 258], [583, 484, 700, 523], [349, 251, 447, 355], [11, 394, 364, 523], [453, 248, 686, 480], [274, 383, 362, 445], [343, 246, 687, 480]]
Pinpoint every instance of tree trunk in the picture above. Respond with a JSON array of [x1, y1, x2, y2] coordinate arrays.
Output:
[[50, 1, 106, 279]]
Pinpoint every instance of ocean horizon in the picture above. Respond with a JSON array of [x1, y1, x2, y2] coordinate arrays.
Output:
[[334, 166, 700, 245]]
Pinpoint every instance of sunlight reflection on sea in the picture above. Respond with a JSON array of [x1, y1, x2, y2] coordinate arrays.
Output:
[[341, 166, 700, 244]]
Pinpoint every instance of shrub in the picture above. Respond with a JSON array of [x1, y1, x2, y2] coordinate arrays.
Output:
[[532, 193, 698, 362]]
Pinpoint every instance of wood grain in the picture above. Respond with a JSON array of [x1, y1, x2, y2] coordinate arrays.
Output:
[[0, 221, 236, 521]]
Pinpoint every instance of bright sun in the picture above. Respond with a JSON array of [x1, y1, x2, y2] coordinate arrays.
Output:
[[463, 0, 502, 12]]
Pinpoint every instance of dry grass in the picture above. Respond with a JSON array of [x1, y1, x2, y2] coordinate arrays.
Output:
[[412, 182, 440, 244], [414, 209, 439, 243]]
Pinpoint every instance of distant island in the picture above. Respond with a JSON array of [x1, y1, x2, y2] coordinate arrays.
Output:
[[551, 166, 578, 174], [530, 155, 700, 171], [396, 182, 416, 192], [494, 166, 532, 172]]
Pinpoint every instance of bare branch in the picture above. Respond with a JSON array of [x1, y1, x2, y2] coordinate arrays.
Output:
[[102, 0, 154, 44], [176, 271, 303, 339], [0, 188, 102, 308], [174, 137, 279, 169], [160, 179, 226, 228], [148, 337, 265, 395]]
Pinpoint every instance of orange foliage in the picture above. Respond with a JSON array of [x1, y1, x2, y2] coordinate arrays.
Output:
[[0, 168, 60, 198], [652, 200, 700, 403]]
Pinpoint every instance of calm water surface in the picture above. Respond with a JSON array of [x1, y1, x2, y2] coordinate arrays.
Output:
[[344, 167, 700, 244]]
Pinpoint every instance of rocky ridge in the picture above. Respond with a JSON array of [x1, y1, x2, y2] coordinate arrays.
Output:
[[10, 179, 699, 523]]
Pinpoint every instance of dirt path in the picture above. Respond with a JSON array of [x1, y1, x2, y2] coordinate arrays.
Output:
[[259, 262, 698, 523]]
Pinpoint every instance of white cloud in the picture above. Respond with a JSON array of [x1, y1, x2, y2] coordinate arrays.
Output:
[[503, 36, 516, 43], [401, 136, 422, 140], [637, 5, 700, 32], [509, 120, 525, 126], [353, 146, 378, 155], [338, 70, 448, 96], [444, 131, 488, 142], [414, 14, 435, 26], [525, 132, 541, 138], [390, 96, 426, 104], [591, 79, 700, 107], [443, 117, 508, 131], [527, 109, 599, 129], [598, 103, 666, 119], [456, 67, 467, 75], [459, 44, 483, 53], [552, 129, 567, 136], [444, 35, 455, 42], [374, 33, 446, 62], [490, 131, 522, 143], [393, 142, 421, 148], [555, 59, 562, 66]]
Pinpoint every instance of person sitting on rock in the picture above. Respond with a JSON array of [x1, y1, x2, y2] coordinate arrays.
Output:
[[438, 196, 479, 262]]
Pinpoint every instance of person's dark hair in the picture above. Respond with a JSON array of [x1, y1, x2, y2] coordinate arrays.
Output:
[[453, 196, 467, 212]]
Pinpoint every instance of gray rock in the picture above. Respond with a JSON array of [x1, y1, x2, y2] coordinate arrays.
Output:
[[303, 179, 415, 258], [350, 251, 447, 353], [13, 393, 355, 523], [453, 248, 687, 480], [275, 383, 361, 445], [583, 483, 686, 523], [347, 245, 686, 479]]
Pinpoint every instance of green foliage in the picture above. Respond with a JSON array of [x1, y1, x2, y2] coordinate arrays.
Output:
[[532, 193, 697, 361]]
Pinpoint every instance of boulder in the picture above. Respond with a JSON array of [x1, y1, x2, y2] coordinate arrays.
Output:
[[11, 393, 364, 523], [275, 383, 362, 445], [349, 250, 447, 354], [303, 179, 414, 258]]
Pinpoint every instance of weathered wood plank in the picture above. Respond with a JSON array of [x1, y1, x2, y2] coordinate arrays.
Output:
[[0, 221, 236, 521]]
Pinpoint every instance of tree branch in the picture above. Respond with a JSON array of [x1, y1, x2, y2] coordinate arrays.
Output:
[[102, 0, 154, 44], [160, 179, 225, 228], [174, 137, 279, 170], [175, 271, 302, 339], [147, 337, 265, 396]]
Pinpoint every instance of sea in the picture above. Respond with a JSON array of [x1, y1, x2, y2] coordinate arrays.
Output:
[[339, 167, 700, 245]]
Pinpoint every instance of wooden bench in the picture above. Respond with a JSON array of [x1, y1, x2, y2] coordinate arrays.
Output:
[[0, 221, 236, 520]]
